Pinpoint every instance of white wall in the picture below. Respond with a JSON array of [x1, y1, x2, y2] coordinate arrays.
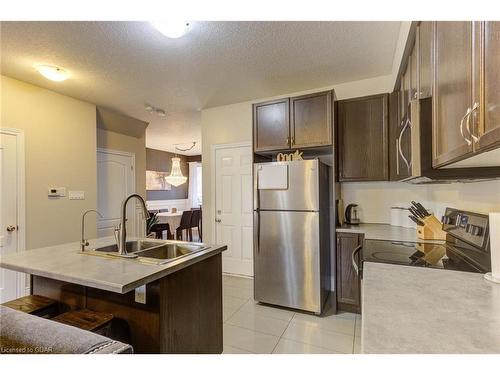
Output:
[[341, 180, 500, 224], [1, 75, 98, 249]]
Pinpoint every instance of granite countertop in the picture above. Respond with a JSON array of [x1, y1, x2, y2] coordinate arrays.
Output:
[[361, 262, 500, 353], [336, 223, 419, 242], [0, 237, 226, 294]]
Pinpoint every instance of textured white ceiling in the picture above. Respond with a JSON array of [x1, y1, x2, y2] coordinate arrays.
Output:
[[0, 21, 401, 155]]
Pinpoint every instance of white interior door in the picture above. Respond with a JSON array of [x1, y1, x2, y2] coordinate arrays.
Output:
[[215, 145, 253, 276], [0, 131, 26, 303], [97, 149, 135, 238]]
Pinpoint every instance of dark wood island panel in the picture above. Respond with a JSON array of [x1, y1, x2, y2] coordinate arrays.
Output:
[[32, 253, 223, 354]]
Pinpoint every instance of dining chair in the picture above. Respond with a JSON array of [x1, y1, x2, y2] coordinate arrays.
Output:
[[190, 209, 202, 241], [176, 210, 193, 241], [151, 223, 172, 240]]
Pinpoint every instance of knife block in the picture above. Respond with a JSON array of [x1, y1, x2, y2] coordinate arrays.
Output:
[[416, 215, 447, 240]]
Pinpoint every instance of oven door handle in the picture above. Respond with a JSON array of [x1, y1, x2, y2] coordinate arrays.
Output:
[[351, 245, 363, 276]]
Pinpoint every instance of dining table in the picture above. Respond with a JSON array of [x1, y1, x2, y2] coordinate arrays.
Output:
[[156, 211, 183, 231]]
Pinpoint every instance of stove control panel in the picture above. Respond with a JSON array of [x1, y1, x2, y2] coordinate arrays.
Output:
[[442, 208, 489, 250]]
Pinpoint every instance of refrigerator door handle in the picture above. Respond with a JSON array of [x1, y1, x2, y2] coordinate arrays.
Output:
[[254, 210, 260, 254], [351, 245, 362, 276]]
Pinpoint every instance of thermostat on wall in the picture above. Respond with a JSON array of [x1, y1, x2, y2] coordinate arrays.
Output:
[[48, 187, 66, 198]]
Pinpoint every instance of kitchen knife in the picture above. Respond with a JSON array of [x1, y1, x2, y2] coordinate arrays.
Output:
[[412, 201, 430, 217], [410, 201, 426, 217], [418, 203, 431, 217], [408, 215, 424, 226], [409, 207, 425, 219]]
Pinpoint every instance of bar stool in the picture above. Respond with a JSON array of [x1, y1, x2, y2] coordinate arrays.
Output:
[[2, 295, 58, 318], [52, 309, 114, 336]]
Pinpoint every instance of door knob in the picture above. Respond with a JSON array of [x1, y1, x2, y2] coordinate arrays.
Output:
[[215, 219, 221, 223], [6, 225, 17, 232]]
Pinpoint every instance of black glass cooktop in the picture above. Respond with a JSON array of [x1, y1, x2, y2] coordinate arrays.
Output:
[[362, 239, 484, 273]]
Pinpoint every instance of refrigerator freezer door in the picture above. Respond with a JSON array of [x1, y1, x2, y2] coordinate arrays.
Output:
[[254, 210, 321, 313], [255, 160, 319, 211], [257, 164, 288, 190]]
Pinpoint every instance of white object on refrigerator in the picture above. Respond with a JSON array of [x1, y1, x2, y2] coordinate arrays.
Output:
[[257, 164, 288, 190]]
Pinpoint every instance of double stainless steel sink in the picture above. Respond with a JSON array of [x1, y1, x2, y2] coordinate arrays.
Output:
[[82, 240, 209, 265]]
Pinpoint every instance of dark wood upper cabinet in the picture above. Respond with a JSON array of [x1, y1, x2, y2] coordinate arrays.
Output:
[[401, 63, 411, 116], [253, 90, 333, 153], [433, 21, 475, 167], [291, 91, 332, 148], [418, 21, 433, 99], [389, 91, 400, 181], [477, 21, 500, 152], [338, 94, 389, 182], [410, 40, 419, 101], [336, 232, 362, 314], [253, 98, 290, 152], [392, 21, 500, 171]]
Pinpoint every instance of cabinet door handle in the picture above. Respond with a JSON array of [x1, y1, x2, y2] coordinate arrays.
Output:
[[285, 137, 290, 145], [466, 102, 480, 143], [351, 245, 362, 276], [398, 117, 412, 173], [291, 137, 295, 146], [460, 107, 472, 146]]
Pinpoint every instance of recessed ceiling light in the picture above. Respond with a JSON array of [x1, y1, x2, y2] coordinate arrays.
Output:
[[150, 21, 190, 39], [156, 109, 167, 117], [36, 65, 69, 82], [144, 104, 155, 113]]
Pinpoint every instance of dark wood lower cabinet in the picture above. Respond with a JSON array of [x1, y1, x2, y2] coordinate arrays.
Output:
[[32, 253, 223, 354], [336, 232, 362, 314]]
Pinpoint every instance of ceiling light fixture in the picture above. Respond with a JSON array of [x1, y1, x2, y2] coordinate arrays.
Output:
[[156, 109, 167, 117], [164, 143, 196, 187], [36, 65, 69, 82], [145, 104, 167, 118], [150, 21, 190, 39]]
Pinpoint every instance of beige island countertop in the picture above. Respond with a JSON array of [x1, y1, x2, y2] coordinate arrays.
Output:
[[0, 237, 227, 294]]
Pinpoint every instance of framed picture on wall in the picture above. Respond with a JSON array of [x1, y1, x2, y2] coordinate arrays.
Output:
[[146, 170, 172, 190]]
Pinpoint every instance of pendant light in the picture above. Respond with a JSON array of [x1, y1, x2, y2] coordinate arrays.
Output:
[[165, 157, 187, 187], [164, 142, 196, 187]]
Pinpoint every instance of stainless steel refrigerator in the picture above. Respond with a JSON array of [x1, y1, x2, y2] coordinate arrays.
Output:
[[253, 159, 330, 314]]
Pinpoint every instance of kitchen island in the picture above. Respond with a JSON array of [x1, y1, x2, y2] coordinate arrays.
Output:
[[361, 262, 500, 353], [0, 237, 227, 354]]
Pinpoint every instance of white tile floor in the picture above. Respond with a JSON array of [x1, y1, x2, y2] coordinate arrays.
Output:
[[222, 274, 362, 354]]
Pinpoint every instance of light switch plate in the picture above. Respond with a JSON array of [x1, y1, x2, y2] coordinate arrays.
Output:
[[135, 285, 146, 304], [69, 191, 85, 200]]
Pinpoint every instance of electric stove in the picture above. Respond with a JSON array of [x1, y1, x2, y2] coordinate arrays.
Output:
[[356, 208, 491, 277]]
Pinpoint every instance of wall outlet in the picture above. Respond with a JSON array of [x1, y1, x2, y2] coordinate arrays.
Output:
[[69, 191, 85, 200], [48, 187, 66, 198]]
